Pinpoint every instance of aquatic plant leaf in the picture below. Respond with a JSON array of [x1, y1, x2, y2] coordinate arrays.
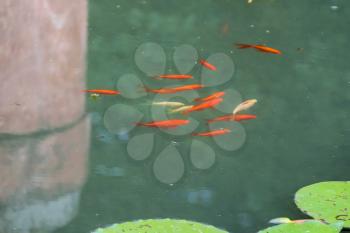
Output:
[[153, 144, 184, 185], [190, 139, 216, 170], [258, 221, 343, 233], [92, 219, 228, 233], [103, 104, 143, 134], [214, 88, 242, 114], [208, 121, 246, 151], [294, 181, 350, 228], [134, 42, 166, 76], [127, 133, 154, 161], [117, 73, 147, 99], [201, 53, 235, 87], [173, 44, 198, 74]]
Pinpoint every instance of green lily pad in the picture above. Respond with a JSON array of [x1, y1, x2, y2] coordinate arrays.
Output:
[[294, 181, 350, 228], [258, 221, 343, 233], [92, 219, 229, 233]]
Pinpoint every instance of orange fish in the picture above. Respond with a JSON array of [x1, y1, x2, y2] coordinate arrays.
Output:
[[143, 84, 204, 94], [143, 86, 178, 94], [236, 43, 282, 54], [194, 91, 225, 102], [199, 59, 217, 71], [207, 114, 256, 123], [171, 84, 204, 92], [155, 74, 193, 80], [192, 128, 231, 137], [182, 98, 223, 114], [135, 119, 190, 129], [83, 89, 120, 95]]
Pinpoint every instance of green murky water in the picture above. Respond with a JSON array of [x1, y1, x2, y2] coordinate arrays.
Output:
[[57, 0, 350, 233]]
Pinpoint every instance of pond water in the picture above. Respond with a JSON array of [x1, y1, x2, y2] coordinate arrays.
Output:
[[57, 0, 350, 232]]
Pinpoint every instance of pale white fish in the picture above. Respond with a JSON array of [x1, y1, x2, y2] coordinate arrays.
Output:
[[269, 217, 292, 224], [168, 105, 194, 114], [248, 0, 253, 3], [269, 217, 314, 225], [149, 101, 185, 108], [232, 99, 257, 115]]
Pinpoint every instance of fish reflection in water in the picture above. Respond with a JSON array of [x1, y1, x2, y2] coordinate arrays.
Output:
[[95, 127, 114, 143], [169, 188, 214, 206], [95, 127, 129, 143], [94, 165, 125, 177]]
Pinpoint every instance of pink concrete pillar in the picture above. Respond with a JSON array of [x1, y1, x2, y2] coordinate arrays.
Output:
[[0, 0, 89, 232]]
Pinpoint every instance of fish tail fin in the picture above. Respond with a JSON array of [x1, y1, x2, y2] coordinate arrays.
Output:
[[193, 97, 201, 102], [139, 84, 151, 93], [236, 43, 252, 49], [167, 109, 176, 114], [207, 119, 214, 124], [153, 76, 162, 80], [181, 110, 190, 116], [269, 217, 292, 224], [134, 122, 144, 127]]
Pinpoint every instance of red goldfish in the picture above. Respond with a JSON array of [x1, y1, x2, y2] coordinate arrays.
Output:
[[171, 84, 204, 92], [182, 98, 223, 114], [192, 128, 231, 137], [199, 59, 217, 71], [236, 43, 282, 54], [143, 84, 204, 94], [135, 119, 190, 129], [207, 114, 256, 123], [154, 74, 193, 80], [143, 86, 178, 94], [194, 91, 225, 102], [83, 89, 120, 95]]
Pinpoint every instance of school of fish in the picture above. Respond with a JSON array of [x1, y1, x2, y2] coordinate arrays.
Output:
[[84, 42, 282, 137]]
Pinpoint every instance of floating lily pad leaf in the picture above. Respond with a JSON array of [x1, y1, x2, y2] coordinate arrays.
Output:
[[258, 221, 343, 233], [92, 219, 228, 233], [295, 181, 350, 228]]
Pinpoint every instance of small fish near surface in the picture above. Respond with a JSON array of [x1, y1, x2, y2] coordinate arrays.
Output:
[[192, 128, 231, 137], [135, 119, 190, 129], [171, 84, 205, 92], [269, 217, 315, 225], [142, 86, 178, 94], [168, 105, 194, 114], [143, 84, 204, 94], [154, 74, 193, 80], [235, 43, 282, 55], [232, 99, 257, 115], [149, 101, 185, 108], [199, 59, 217, 71], [207, 114, 256, 123], [193, 91, 225, 102], [89, 93, 100, 101], [83, 89, 120, 95], [182, 98, 223, 115]]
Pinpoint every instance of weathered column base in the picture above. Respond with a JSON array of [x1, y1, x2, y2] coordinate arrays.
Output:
[[0, 116, 90, 233]]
